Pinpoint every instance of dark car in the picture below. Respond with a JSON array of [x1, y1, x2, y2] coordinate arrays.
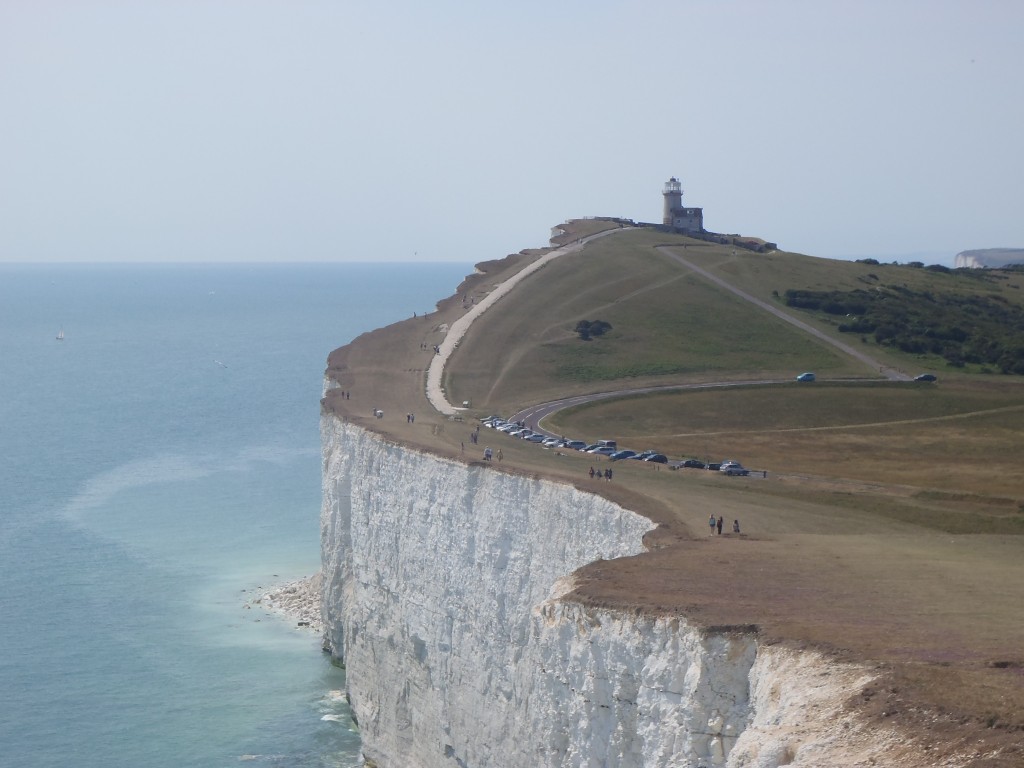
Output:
[[632, 450, 659, 461], [609, 450, 637, 461], [914, 373, 937, 382], [643, 454, 668, 464], [706, 462, 722, 471], [681, 459, 705, 469]]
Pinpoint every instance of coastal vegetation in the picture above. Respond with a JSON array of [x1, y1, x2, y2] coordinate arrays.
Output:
[[783, 278, 1024, 373], [573, 318, 612, 340]]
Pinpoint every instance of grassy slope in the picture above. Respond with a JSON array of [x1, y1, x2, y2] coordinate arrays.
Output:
[[445, 229, 868, 413], [324, 227, 1024, 762]]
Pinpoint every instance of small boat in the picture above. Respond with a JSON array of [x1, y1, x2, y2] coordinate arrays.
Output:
[[56, 328, 64, 341]]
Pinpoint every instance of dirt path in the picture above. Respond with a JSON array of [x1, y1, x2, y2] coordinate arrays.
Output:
[[426, 228, 629, 415], [658, 245, 910, 380]]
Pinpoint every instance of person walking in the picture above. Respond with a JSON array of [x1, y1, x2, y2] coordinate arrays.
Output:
[[733, 519, 741, 534], [716, 516, 724, 535], [709, 514, 716, 535]]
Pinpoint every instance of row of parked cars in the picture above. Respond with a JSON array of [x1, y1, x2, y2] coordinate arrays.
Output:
[[481, 416, 752, 475]]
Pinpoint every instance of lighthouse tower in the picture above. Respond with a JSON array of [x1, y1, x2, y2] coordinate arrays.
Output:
[[661, 176, 704, 233], [662, 177, 683, 225]]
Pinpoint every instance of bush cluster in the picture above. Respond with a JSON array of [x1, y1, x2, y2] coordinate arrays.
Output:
[[783, 285, 1024, 374], [575, 319, 612, 341]]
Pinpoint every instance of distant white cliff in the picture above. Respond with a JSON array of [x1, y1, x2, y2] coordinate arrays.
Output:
[[954, 248, 1024, 269], [321, 414, 926, 767]]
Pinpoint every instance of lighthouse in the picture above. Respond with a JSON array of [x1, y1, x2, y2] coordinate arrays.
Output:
[[662, 176, 704, 233], [662, 177, 683, 225]]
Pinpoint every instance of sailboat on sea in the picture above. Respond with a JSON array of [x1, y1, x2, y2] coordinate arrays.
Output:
[[56, 327, 64, 341]]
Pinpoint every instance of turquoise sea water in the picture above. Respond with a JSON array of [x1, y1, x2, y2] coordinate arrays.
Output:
[[0, 262, 470, 768]]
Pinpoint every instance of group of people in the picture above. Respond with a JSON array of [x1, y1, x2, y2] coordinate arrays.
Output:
[[589, 467, 612, 481], [709, 514, 740, 535]]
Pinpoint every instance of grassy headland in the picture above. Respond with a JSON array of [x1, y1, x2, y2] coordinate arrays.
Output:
[[323, 225, 1024, 763]]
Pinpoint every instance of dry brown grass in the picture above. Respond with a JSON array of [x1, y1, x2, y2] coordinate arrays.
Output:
[[323, 234, 1024, 764]]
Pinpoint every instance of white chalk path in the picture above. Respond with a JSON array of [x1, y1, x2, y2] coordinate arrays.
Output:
[[426, 229, 629, 415]]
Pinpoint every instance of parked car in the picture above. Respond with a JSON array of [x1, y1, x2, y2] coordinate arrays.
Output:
[[663, 460, 696, 473], [587, 446, 617, 456], [564, 440, 588, 451], [632, 450, 659, 461], [609, 449, 637, 461], [722, 465, 750, 476], [914, 373, 937, 382], [680, 459, 705, 469], [643, 454, 668, 464], [706, 462, 722, 471], [525, 433, 546, 443], [796, 372, 816, 382]]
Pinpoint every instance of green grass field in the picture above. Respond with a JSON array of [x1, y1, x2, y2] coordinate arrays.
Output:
[[445, 229, 873, 413]]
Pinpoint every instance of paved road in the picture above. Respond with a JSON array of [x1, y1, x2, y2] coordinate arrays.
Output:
[[509, 379, 780, 433]]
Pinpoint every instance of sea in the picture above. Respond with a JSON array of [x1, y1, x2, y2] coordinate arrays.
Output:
[[0, 261, 471, 768]]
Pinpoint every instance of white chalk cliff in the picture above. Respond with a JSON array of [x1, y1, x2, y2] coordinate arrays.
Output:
[[321, 415, 916, 767]]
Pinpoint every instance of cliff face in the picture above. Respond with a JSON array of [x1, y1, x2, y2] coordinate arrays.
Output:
[[321, 415, 898, 768]]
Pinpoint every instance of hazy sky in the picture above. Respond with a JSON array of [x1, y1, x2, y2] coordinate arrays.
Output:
[[2, 1, 1022, 264]]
